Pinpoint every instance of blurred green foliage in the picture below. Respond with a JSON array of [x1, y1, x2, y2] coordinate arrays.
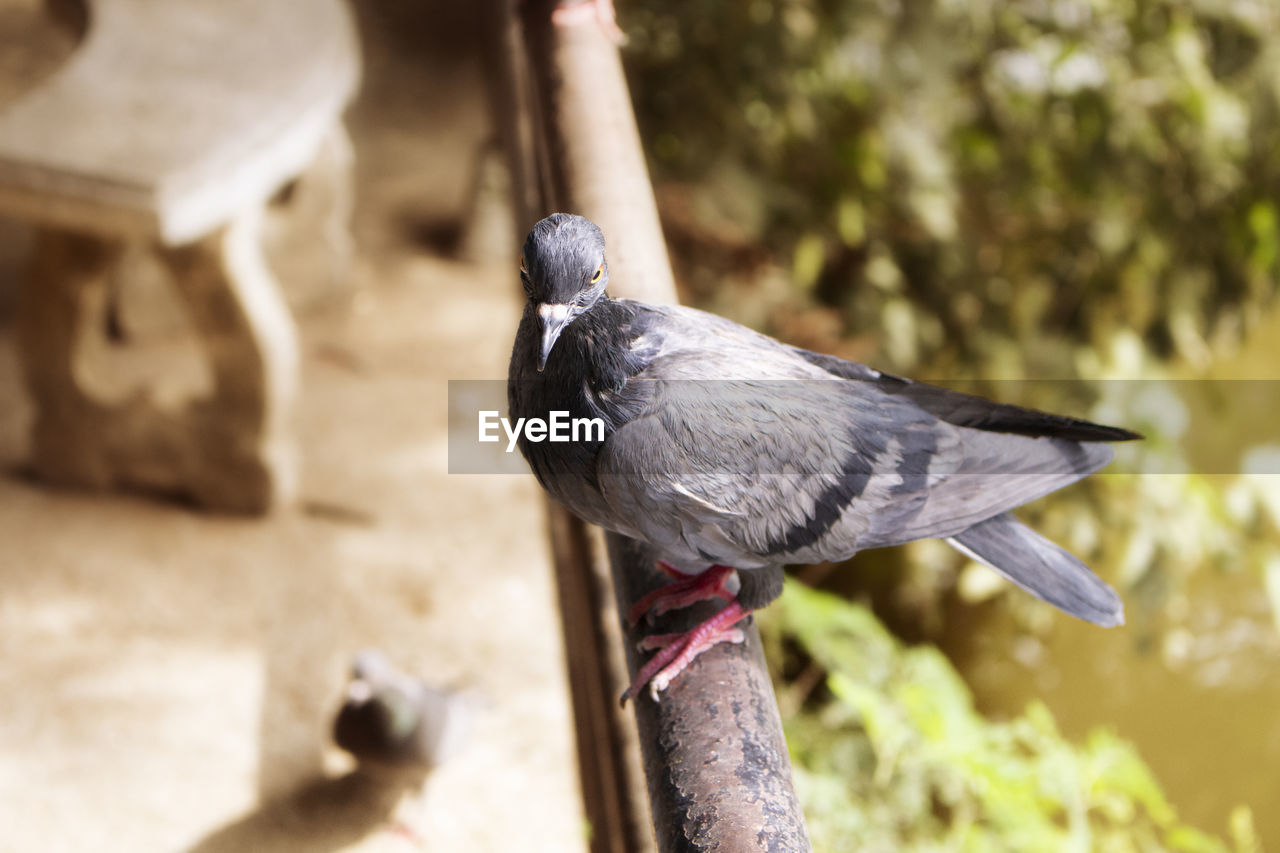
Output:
[[761, 581, 1260, 852], [623, 0, 1280, 842], [622, 0, 1280, 675], [625, 0, 1280, 377]]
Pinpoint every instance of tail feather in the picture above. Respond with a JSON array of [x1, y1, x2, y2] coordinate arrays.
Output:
[[947, 512, 1124, 627]]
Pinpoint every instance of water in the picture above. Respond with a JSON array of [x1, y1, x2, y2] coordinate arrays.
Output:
[[940, 306, 1280, 844], [940, 564, 1280, 843]]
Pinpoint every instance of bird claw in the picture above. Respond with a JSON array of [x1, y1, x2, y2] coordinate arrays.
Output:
[[637, 632, 678, 652], [626, 564, 736, 626], [641, 627, 746, 703], [620, 602, 749, 705]]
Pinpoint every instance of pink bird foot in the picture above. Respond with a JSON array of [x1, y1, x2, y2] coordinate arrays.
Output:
[[621, 600, 750, 704], [626, 563, 736, 625]]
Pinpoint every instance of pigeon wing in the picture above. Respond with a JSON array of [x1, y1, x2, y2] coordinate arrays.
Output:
[[593, 305, 1126, 566], [594, 373, 962, 568], [791, 347, 1141, 442]]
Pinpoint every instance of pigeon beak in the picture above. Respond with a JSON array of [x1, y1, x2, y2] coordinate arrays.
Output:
[[536, 303, 572, 372]]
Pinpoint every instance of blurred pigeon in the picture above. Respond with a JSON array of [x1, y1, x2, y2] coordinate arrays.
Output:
[[333, 649, 474, 769], [508, 213, 1138, 702]]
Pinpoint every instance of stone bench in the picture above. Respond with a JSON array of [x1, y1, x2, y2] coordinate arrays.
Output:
[[0, 0, 360, 513]]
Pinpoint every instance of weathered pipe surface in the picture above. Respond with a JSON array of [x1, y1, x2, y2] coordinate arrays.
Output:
[[514, 0, 812, 848], [607, 535, 810, 851]]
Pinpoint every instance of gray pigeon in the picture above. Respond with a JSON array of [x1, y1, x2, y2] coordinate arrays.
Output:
[[508, 213, 1137, 702], [333, 649, 474, 769]]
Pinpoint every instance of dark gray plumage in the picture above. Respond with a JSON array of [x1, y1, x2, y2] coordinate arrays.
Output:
[[333, 650, 474, 769], [508, 213, 1135, 698]]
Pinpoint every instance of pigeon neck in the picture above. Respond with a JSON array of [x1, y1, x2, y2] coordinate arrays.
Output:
[[564, 296, 648, 388], [518, 295, 652, 436]]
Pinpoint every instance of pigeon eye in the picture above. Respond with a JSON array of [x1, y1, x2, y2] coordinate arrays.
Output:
[[591, 265, 603, 283]]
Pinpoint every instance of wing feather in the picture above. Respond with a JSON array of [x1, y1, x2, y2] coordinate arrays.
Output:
[[591, 302, 1126, 568]]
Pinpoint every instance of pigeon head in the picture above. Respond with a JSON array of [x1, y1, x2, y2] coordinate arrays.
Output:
[[520, 213, 610, 371]]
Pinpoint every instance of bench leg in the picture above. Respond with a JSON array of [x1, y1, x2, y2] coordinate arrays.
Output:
[[17, 229, 121, 488], [313, 123, 356, 290], [159, 206, 300, 514], [263, 123, 356, 309], [16, 220, 298, 514]]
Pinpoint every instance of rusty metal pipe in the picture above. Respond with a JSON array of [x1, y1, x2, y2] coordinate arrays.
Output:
[[500, 1, 812, 849]]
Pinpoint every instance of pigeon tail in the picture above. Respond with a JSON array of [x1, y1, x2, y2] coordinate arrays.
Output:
[[946, 512, 1124, 627]]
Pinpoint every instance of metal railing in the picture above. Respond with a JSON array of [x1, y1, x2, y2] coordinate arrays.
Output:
[[487, 2, 811, 849]]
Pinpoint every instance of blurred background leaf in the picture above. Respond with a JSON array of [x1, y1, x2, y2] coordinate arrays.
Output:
[[623, 0, 1280, 844], [762, 581, 1254, 852]]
